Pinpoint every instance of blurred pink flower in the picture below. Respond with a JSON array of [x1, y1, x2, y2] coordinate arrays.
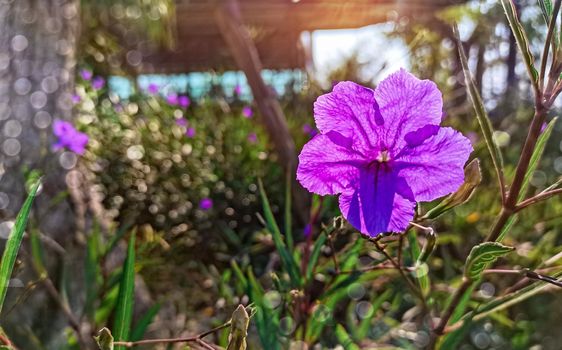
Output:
[[92, 76, 105, 90], [147, 83, 159, 94], [176, 118, 188, 127], [186, 127, 196, 138], [80, 69, 92, 81], [199, 198, 213, 210], [179, 95, 190, 108], [242, 106, 253, 118], [247, 133, 258, 143], [167, 93, 178, 105]]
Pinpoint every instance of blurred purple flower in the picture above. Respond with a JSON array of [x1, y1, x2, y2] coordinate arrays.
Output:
[[302, 123, 318, 138], [186, 127, 196, 138], [303, 224, 313, 237], [247, 133, 258, 143], [297, 69, 473, 237], [179, 95, 190, 108], [92, 76, 105, 90], [242, 106, 253, 118], [167, 93, 178, 105], [233, 84, 242, 96], [176, 118, 188, 127], [80, 69, 92, 81], [71, 94, 81, 104], [147, 83, 159, 95], [52, 119, 89, 155], [199, 198, 213, 210], [541, 122, 547, 133]]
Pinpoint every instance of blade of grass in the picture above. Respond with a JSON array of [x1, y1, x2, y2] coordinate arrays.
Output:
[[257, 179, 300, 286], [0, 180, 40, 314], [501, 0, 540, 93], [518, 117, 558, 201], [130, 303, 161, 341], [113, 232, 136, 349], [454, 24, 505, 200], [284, 170, 293, 251]]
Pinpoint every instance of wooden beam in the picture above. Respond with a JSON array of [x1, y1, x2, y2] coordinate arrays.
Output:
[[214, 0, 309, 222]]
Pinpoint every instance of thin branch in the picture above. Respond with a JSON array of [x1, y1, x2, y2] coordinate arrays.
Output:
[[327, 231, 340, 274], [371, 239, 425, 305], [515, 188, 562, 212], [113, 322, 231, 348]]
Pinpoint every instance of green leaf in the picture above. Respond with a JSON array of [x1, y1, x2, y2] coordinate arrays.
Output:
[[334, 324, 360, 350], [85, 229, 100, 320], [454, 25, 505, 191], [130, 303, 160, 341], [538, 0, 554, 23], [284, 171, 293, 251], [408, 231, 430, 296], [519, 117, 558, 202], [464, 242, 514, 280], [501, 0, 540, 87], [257, 179, 300, 286], [0, 180, 40, 314], [356, 289, 393, 339], [423, 159, 481, 220], [94, 328, 114, 350], [113, 232, 136, 348], [453, 270, 562, 328], [305, 232, 327, 281], [30, 230, 46, 277]]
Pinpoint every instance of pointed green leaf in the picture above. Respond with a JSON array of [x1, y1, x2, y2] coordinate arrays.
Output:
[[305, 232, 327, 281], [257, 179, 300, 286], [130, 303, 160, 341], [334, 324, 360, 350], [0, 180, 40, 314], [464, 242, 514, 280], [519, 117, 558, 201], [113, 232, 136, 348], [538, 0, 553, 24], [423, 159, 481, 220], [455, 25, 505, 191], [501, 0, 540, 87], [284, 171, 293, 251]]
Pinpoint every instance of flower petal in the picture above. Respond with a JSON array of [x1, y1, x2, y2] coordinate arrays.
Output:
[[375, 69, 443, 151], [338, 169, 415, 237], [395, 127, 473, 202], [314, 81, 380, 153], [297, 132, 365, 196]]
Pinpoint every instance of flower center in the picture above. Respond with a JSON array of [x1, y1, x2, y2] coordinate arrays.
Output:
[[376, 150, 391, 163]]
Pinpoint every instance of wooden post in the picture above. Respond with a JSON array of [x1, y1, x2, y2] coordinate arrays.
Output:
[[215, 0, 309, 222]]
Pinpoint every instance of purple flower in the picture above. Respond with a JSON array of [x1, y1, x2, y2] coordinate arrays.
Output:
[[52, 119, 89, 155], [242, 106, 253, 118], [80, 69, 92, 81], [296, 69, 473, 237], [178, 95, 190, 108], [71, 94, 81, 104], [175, 118, 188, 127], [233, 84, 242, 96], [303, 224, 312, 237], [302, 123, 318, 138], [540, 122, 547, 133], [247, 133, 258, 143], [199, 198, 213, 210], [147, 83, 159, 95], [166, 93, 178, 105], [186, 127, 196, 138], [92, 76, 105, 90]]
